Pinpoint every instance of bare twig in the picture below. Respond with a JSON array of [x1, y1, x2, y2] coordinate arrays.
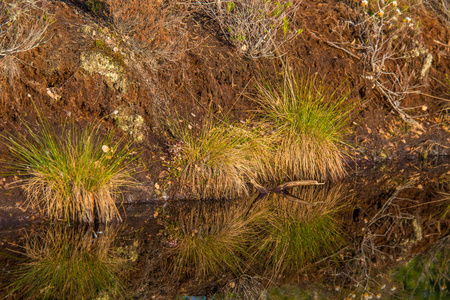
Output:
[[0, 1, 52, 57], [193, 0, 302, 58], [328, 2, 430, 128]]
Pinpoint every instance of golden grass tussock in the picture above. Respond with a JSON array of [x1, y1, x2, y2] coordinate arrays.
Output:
[[2, 115, 137, 223], [255, 70, 352, 182], [170, 119, 273, 199], [7, 224, 129, 300]]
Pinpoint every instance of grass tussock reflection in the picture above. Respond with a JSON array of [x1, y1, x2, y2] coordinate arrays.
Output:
[[7, 224, 129, 300], [254, 186, 346, 275], [166, 199, 266, 279], [165, 185, 347, 282]]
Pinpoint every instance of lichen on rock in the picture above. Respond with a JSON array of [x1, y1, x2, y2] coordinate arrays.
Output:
[[80, 49, 127, 92], [113, 108, 145, 142]]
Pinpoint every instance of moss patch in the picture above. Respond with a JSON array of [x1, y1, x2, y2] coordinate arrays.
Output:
[[81, 40, 127, 92], [113, 108, 145, 142]]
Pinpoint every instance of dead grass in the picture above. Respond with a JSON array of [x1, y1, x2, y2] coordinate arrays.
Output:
[[0, 54, 20, 80], [193, 0, 302, 58], [2, 113, 137, 223], [255, 70, 352, 181], [0, 0, 51, 86], [423, 0, 450, 25], [0, 0, 52, 57]]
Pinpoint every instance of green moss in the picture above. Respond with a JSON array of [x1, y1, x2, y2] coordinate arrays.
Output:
[[90, 39, 126, 69]]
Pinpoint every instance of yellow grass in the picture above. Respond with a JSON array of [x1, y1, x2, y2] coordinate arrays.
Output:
[[255, 70, 352, 181]]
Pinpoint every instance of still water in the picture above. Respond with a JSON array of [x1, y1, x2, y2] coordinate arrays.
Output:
[[0, 161, 449, 299]]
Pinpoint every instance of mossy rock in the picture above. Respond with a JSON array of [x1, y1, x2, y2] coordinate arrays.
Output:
[[113, 108, 145, 142], [80, 40, 127, 92]]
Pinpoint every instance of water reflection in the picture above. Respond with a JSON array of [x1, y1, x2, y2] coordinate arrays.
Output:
[[0, 163, 448, 299], [164, 184, 347, 297], [253, 185, 346, 276], [395, 235, 449, 299], [6, 223, 129, 300]]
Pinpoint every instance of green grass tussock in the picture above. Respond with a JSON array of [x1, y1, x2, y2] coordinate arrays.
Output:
[[7, 224, 129, 300], [255, 71, 352, 181], [2, 114, 137, 223]]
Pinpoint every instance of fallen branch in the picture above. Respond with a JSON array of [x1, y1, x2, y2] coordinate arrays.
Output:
[[252, 180, 324, 195]]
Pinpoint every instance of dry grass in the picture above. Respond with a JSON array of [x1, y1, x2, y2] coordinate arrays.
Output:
[[423, 0, 450, 25], [7, 224, 128, 300], [2, 114, 137, 223], [107, 0, 188, 64], [0, 0, 51, 85], [255, 70, 352, 181], [193, 0, 302, 58], [170, 119, 272, 199], [0, 54, 20, 80], [0, 0, 52, 57]]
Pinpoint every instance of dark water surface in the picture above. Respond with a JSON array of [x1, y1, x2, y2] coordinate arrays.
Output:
[[0, 160, 449, 299]]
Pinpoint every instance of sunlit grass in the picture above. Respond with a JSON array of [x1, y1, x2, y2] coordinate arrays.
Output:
[[166, 199, 265, 279], [7, 224, 129, 300], [2, 114, 137, 223], [170, 119, 272, 199], [253, 186, 346, 275], [255, 71, 352, 181]]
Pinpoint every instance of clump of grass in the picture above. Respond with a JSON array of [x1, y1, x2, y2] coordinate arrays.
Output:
[[255, 71, 352, 181], [7, 224, 129, 300], [253, 185, 346, 275], [2, 113, 137, 223], [170, 119, 272, 199], [166, 199, 265, 279]]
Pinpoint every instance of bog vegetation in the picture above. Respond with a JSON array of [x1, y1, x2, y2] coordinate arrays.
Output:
[[254, 72, 351, 182], [2, 113, 137, 223], [169, 69, 351, 199]]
